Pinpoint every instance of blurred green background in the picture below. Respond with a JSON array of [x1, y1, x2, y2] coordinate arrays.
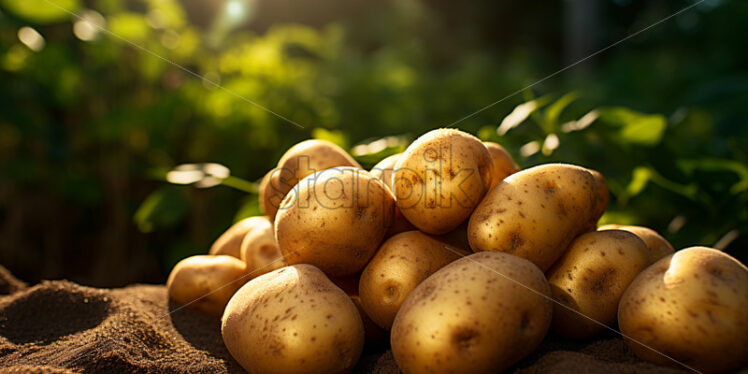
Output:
[[0, 0, 746, 286]]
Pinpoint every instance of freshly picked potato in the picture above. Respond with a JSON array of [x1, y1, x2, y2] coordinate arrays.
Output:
[[259, 139, 362, 220], [546, 230, 649, 339], [483, 141, 519, 189], [221, 264, 365, 374], [370, 153, 402, 190], [393, 129, 494, 235], [598, 224, 674, 264], [239, 216, 287, 277], [585, 169, 609, 231], [618, 247, 748, 374], [275, 167, 395, 277], [167, 255, 248, 316], [358, 231, 468, 330], [391, 252, 553, 374], [468, 163, 606, 271], [209, 216, 267, 258], [330, 273, 390, 347]]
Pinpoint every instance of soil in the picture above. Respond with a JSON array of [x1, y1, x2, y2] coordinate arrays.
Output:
[[0, 267, 737, 373]]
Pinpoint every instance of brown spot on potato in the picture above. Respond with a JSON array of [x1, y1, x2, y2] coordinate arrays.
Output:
[[452, 327, 479, 351]]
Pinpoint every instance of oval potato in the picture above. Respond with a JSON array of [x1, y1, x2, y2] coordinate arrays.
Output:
[[260, 139, 361, 220], [546, 230, 649, 339], [167, 255, 248, 316], [618, 247, 748, 374], [359, 231, 467, 330], [393, 129, 494, 235], [239, 216, 287, 278], [370, 153, 401, 190], [275, 167, 395, 276], [468, 163, 603, 271], [391, 252, 552, 374], [209, 216, 267, 258], [221, 264, 364, 374]]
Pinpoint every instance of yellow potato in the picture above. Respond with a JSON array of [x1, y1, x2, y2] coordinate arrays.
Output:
[[370, 153, 402, 190], [586, 169, 609, 231], [275, 167, 395, 276], [260, 139, 362, 220], [209, 216, 267, 258], [468, 163, 604, 271], [393, 129, 494, 235], [598, 224, 674, 264], [483, 141, 519, 189], [546, 230, 649, 339], [239, 216, 287, 278], [222, 264, 365, 374], [359, 231, 467, 330], [618, 247, 748, 374], [391, 252, 552, 374], [167, 255, 248, 316]]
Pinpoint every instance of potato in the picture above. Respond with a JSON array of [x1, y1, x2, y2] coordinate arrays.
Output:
[[483, 141, 518, 189], [391, 252, 552, 374], [598, 224, 674, 264], [359, 231, 468, 330], [546, 230, 650, 339], [468, 163, 604, 271], [393, 129, 494, 235], [586, 169, 609, 230], [209, 216, 267, 258], [167, 255, 248, 316], [275, 167, 395, 276], [370, 153, 402, 190], [221, 264, 365, 374], [618, 247, 748, 374], [239, 216, 287, 278], [259, 139, 362, 220], [329, 273, 390, 347]]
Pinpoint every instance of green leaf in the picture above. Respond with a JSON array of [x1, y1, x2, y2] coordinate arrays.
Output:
[[544, 92, 578, 132], [312, 128, 348, 149], [234, 195, 262, 222], [677, 158, 748, 194], [596, 107, 667, 146], [133, 185, 190, 233], [497, 96, 551, 136], [1, 0, 80, 23]]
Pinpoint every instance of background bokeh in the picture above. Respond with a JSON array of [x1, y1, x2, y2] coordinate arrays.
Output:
[[0, 0, 746, 287]]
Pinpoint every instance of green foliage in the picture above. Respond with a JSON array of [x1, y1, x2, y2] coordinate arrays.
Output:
[[1, 0, 746, 281]]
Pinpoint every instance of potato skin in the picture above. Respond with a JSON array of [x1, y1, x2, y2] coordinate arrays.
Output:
[[546, 230, 649, 339], [598, 224, 674, 264], [275, 167, 395, 277], [467, 163, 603, 271], [167, 255, 248, 316], [483, 142, 518, 189], [209, 216, 268, 258], [391, 252, 552, 374], [370, 153, 402, 191], [239, 216, 287, 278], [618, 247, 748, 374], [359, 231, 467, 330], [221, 264, 364, 374], [260, 139, 361, 220], [393, 129, 494, 235]]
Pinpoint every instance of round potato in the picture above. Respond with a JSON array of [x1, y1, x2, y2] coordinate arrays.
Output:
[[598, 224, 674, 264], [275, 167, 395, 277], [359, 231, 468, 330], [391, 252, 553, 374], [393, 129, 494, 235], [209, 216, 268, 258], [468, 163, 604, 271], [370, 153, 402, 191], [260, 139, 362, 220], [546, 230, 649, 339], [618, 247, 748, 374], [483, 141, 518, 189], [167, 255, 248, 316], [329, 273, 389, 347], [239, 216, 287, 278], [222, 264, 365, 374]]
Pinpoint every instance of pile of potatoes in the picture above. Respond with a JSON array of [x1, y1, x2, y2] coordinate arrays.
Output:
[[166, 129, 748, 374]]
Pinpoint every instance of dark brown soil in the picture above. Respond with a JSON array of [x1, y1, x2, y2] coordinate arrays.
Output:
[[0, 275, 735, 374]]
